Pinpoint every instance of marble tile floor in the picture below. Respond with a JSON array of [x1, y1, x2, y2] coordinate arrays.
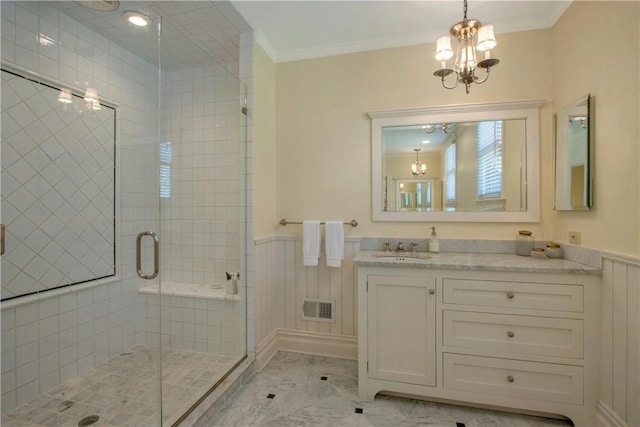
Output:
[[205, 352, 574, 427], [2, 345, 239, 427]]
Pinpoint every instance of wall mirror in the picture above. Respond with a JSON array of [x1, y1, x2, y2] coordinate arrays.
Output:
[[369, 100, 543, 222], [554, 94, 593, 210]]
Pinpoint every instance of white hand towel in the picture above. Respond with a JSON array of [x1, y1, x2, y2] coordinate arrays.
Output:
[[325, 221, 344, 268], [302, 221, 321, 266]]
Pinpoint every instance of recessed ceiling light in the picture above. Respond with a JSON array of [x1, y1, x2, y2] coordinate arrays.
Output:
[[422, 140, 431, 144], [124, 11, 152, 27], [75, 0, 120, 12]]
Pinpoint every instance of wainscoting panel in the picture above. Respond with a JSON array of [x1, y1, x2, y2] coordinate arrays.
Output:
[[599, 254, 640, 427], [254, 237, 360, 352], [254, 239, 279, 348]]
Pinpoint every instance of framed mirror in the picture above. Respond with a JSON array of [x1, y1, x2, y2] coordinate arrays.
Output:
[[369, 100, 543, 222], [554, 95, 593, 210]]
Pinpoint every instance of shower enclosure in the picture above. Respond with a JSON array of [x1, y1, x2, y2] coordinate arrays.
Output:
[[1, 1, 249, 425]]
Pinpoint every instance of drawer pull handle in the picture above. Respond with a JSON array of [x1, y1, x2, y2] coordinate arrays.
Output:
[[428, 289, 435, 295], [507, 331, 515, 338], [507, 292, 515, 299], [507, 375, 515, 383]]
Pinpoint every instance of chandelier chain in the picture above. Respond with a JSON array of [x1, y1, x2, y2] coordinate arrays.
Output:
[[463, 0, 468, 22]]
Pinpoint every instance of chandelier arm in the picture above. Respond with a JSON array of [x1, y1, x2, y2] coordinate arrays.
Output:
[[473, 67, 491, 84], [440, 73, 459, 90]]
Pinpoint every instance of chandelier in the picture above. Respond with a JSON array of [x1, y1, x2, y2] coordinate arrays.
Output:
[[433, 0, 499, 94], [411, 148, 427, 177], [424, 123, 453, 134]]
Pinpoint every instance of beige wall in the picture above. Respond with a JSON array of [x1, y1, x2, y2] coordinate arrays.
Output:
[[252, 43, 277, 239], [255, 1, 638, 255], [274, 29, 554, 240], [550, 1, 639, 256]]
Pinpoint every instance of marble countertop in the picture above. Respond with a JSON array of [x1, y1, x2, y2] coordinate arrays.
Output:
[[353, 250, 602, 274]]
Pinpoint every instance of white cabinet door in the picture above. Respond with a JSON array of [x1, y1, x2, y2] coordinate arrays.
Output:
[[367, 274, 437, 386]]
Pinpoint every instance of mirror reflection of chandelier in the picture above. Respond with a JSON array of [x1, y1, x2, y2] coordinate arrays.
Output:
[[433, 0, 499, 94], [423, 123, 453, 134], [57, 84, 102, 112], [570, 116, 588, 128], [411, 148, 427, 177]]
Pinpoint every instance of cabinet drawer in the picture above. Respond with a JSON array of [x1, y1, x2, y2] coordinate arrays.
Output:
[[443, 311, 583, 358], [443, 353, 583, 404], [442, 278, 583, 312]]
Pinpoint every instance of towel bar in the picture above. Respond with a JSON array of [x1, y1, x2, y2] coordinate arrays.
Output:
[[279, 218, 358, 227]]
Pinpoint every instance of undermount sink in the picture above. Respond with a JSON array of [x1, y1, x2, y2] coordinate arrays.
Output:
[[371, 252, 431, 260]]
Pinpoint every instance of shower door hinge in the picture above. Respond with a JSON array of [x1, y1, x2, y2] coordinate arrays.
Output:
[[241, 106, 247, 115], [0, 224, 4, 255]]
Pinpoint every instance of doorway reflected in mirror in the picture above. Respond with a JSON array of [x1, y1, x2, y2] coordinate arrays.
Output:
[[555, 94, 592, 211]]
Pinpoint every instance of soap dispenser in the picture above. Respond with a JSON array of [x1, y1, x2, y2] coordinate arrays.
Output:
[[429, 226, 439, 253]]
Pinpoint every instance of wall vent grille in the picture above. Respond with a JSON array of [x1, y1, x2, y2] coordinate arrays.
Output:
[[302, 298, 335, 322]]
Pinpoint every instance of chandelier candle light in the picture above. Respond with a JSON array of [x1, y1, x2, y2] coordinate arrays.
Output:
[[411, 148, 427, 178], [433, 0, 499, 94]]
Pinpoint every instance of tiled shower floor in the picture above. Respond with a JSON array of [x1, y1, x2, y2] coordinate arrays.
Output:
[[207, 352, 574, 427], [2, 345, 238, 427]]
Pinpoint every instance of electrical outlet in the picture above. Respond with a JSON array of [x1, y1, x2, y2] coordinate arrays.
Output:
[[568, 231, 581, 244]]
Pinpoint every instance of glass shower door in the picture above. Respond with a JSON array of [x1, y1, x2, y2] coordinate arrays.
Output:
[[1, 2, 247, 425], [157, 14, 248, 422], [0, 1, 164, 425]]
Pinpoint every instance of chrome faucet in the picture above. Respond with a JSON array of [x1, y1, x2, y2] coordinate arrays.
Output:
[[383, 242, 391, 252], [410, 243, 418, 253], [396, 242, 404, 252]]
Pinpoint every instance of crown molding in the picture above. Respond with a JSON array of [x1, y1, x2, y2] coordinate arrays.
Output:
[[274, 32, 435, 63], [254, 30, 278, 63]]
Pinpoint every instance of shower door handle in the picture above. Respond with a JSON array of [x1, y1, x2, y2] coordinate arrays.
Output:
[[136, 231, 159, 280], [0, 224, 4, 255]]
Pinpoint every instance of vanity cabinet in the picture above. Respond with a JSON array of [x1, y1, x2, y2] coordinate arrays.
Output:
[[357, 265, 601, 426], [367, 274, 437, 387]]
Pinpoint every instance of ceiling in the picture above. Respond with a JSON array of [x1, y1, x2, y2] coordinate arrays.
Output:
[[383, 125, 451, 155], [50, 1, 251, 73], [231, 0, 572, 63], [49, 1, 571, 73]]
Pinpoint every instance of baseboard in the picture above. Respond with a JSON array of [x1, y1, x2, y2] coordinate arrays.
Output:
[[277, 329, 357, 360], [596, 400, 628, 427], [255, 328, 357, 368], [254, 328, 279, 371]]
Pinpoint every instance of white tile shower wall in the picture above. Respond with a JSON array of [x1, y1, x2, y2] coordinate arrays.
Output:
[[138, 294, 240, 356], [1, 1, 159, 412], [156, 62, 247, 361], [159, 66, 241, 288], [0, 280, 138, 412], [1, 70, 116, 300], [253, 237, 360, 348]]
